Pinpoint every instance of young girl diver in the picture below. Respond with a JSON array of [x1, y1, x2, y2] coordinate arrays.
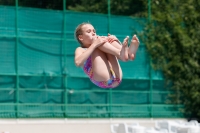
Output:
[[74, 22, 139, 88]]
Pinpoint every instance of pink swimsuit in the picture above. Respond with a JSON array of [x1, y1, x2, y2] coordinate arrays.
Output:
[[83, 56, 121, 89]]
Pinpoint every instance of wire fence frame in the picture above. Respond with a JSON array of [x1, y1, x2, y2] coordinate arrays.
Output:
[[0, 0, 184, 118]]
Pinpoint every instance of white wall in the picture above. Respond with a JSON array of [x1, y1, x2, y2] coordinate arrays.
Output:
[[0, 118, 186, 133]]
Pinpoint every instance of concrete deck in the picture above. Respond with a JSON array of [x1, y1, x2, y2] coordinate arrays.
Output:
[[0, 118, 187, 133]]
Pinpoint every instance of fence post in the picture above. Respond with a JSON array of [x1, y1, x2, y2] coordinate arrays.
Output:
[[15, 0, 19, 118], [107, 0, 111, 33], [148, 0, 153, 118], [62, 0, 68, 118], [107, 0, 112, 117], [109, 89, 112, 117]]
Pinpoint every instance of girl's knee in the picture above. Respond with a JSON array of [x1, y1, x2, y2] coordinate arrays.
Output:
[[92, 48, 104, 56]]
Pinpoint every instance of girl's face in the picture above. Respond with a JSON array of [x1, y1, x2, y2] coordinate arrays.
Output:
[[78, 24, 97, 47]]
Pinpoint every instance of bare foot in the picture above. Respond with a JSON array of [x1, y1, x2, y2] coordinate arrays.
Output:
[[120, 36, 129, 61], [128, 35, 139, 60]]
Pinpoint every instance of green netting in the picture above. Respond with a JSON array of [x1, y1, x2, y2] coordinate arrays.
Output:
[[0, 6, 184, 118]]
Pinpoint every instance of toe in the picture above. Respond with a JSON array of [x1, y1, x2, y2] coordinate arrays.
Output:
[[129, 54, 135, 60]]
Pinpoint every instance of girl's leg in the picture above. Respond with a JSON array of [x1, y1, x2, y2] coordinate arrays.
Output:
[[110, 38, 129, 62], [105, 53, 122, 80], [128, 35, 140, 60], [91, 48, 114, 81], [97, 36, 129, 62], [91, 48, 122, 82]]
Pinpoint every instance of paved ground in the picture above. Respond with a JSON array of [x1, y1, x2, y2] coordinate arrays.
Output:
[[0, 118, 187, 133]]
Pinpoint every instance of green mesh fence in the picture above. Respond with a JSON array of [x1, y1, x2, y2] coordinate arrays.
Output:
[[0, 5, 184, 118]]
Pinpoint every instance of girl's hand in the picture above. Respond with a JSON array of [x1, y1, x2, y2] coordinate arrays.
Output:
[[107, 33, 118, 43], [92, 36, 107, 48]]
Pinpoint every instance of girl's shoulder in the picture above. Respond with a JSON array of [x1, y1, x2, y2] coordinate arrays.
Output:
[[76, 47, 85, 50], [75, 47, 86, 53]]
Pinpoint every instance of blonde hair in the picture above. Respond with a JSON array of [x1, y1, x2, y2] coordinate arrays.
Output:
[[75, 22, 91, 48]]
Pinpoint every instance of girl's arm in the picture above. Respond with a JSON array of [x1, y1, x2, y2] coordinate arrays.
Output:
[[74, 45, 95, 67], [75, 36, 107, 67]]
